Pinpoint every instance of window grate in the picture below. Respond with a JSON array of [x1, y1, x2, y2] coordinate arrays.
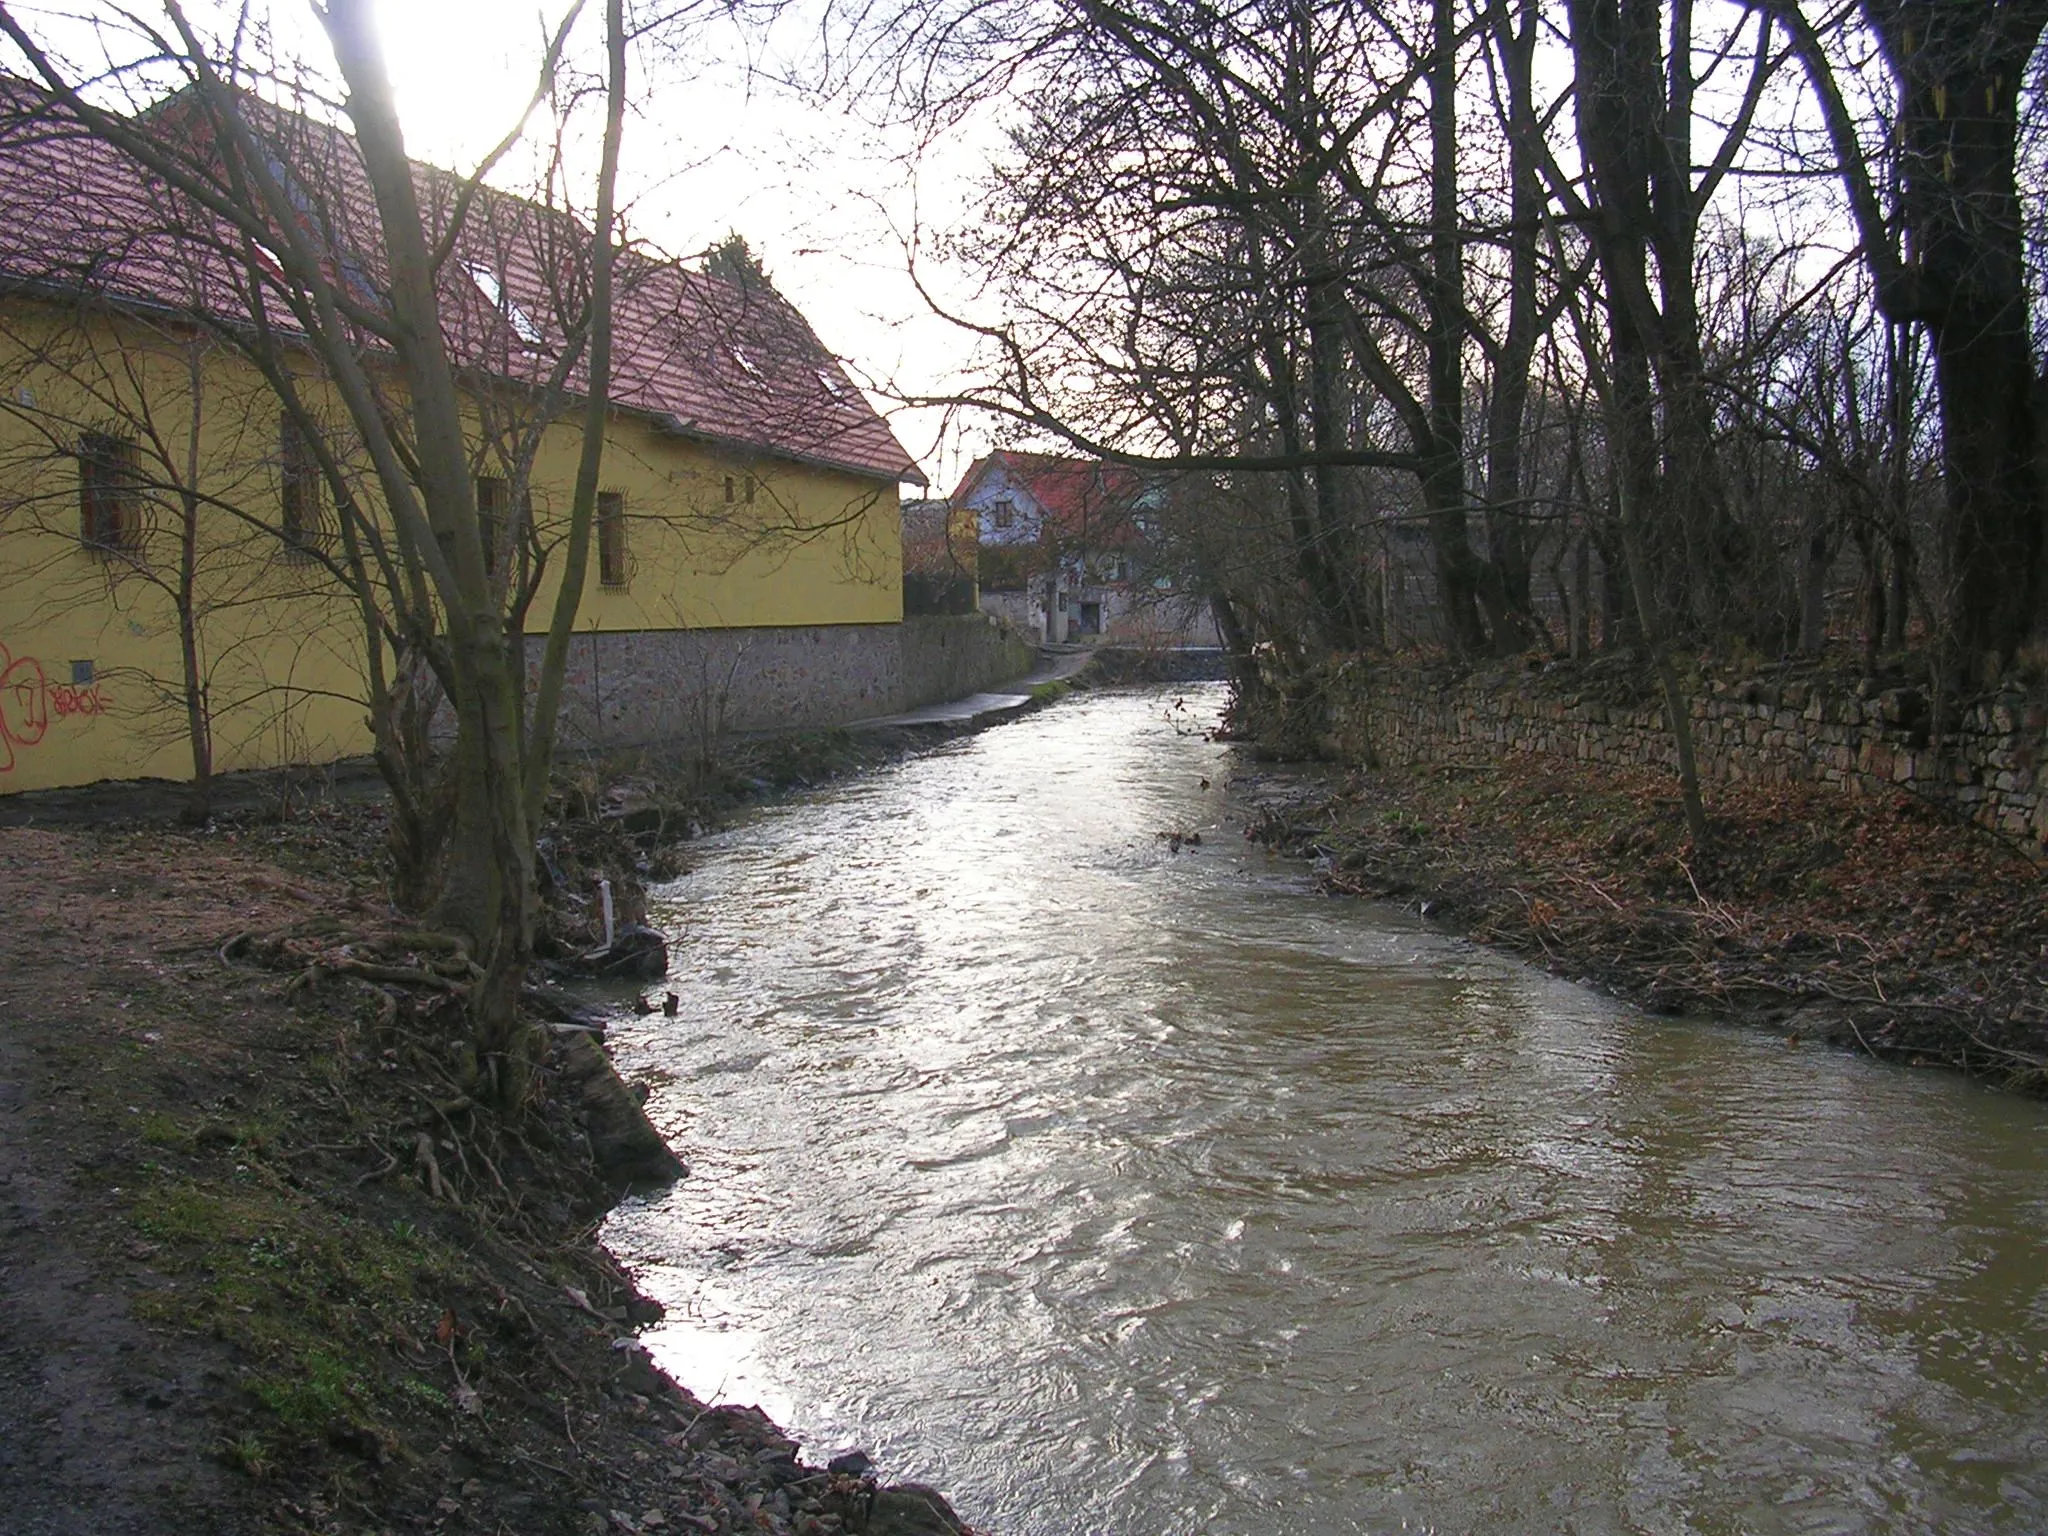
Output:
[[78, 431, 143, 555], [279, 413, 329, 561], [597, 491, 627, 588]]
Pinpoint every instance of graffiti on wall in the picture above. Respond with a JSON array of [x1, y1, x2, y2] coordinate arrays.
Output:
[[1, 642, 110, 772]]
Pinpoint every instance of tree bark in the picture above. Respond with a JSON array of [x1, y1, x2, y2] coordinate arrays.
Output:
[[1778, 0, 2048, 662], [176, 340, 212, 824]]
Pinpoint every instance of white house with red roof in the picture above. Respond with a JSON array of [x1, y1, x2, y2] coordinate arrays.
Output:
[[951, 451, 1214, 646]]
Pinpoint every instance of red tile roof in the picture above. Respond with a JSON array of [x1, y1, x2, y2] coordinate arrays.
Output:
[[0, 78, 923, 487], [952, 450, 1143, 545]]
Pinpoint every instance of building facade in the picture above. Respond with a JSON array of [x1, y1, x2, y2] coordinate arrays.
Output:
[[952, 451, 1217, 646], [0, 83, 1019, 795]]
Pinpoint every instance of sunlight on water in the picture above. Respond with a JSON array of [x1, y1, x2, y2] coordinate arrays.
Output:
[[604, 685, 2048, 1536]]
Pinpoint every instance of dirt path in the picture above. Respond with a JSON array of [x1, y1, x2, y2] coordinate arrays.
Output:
[[0, 828, 305, 1532]]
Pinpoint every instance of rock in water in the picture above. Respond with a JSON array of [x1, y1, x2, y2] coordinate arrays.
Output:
[[553, 1031, 685, 1190], [591, 924, 669, 981], [867, 1484, 969, 1535]]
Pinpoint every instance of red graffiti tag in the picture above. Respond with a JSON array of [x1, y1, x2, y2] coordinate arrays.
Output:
[[48, 682, 109, 718], [0, 643, 110, 772]]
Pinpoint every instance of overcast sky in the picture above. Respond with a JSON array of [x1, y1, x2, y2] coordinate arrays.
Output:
[[377, 0, 995, 495]]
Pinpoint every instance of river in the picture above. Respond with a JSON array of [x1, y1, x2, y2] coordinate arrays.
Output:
[[602, 684, 2048, 1535]]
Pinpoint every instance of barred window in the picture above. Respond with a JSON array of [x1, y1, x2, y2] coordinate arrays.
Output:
[[597, 491, 627, 588], [279, 413, 327, 560], [475, 475, 506, 575], [78, 432, 142, 554]]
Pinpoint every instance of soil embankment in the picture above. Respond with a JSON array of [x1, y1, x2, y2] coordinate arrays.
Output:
[[0, 738, 978, 1533], [1237, 752, 2048, 1089]]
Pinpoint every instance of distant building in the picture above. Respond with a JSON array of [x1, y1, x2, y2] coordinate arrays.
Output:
[[950, 451, 1214, 645]]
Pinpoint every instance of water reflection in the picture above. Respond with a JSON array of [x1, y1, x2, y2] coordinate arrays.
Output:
[[604, 685, 2048, 1535]]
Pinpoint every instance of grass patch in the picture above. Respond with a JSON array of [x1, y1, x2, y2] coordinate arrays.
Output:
[[137, 1111, 192, 1151], [251, 1349, 361, 1433], [123, 1164, 480, 1473]]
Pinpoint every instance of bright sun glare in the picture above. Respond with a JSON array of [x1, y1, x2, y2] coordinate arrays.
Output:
[[373, 0, 986, 489]]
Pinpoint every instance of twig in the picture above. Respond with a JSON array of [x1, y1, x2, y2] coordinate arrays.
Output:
[[354, 1146, 400, 1186], [415, 1130, 460, 1207], [1570, 875, 1625, 911], [508, 1444, 579, 1481]]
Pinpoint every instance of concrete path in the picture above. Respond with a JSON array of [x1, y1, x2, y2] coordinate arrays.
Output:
[[848, 645, 1096, 730]]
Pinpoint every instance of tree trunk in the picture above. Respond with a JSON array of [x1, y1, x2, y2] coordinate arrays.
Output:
[[1617, 489, 1710, 846], [1423, 0, 1490, 656], [1798, 512, 1829, 656], [1874, 0, 2047, 662], [176, 343, 211, 824], [1479, 0, 1544, 653], [1572, 532, 1592, 658]]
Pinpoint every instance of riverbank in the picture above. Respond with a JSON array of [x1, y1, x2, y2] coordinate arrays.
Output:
[[1236, 752, 2048, 1090], [0, 726, 999, 1532]]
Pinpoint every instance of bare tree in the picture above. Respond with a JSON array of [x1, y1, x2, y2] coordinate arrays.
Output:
[[1771, 0, 2048, 669], [0, 0, 628, 1105], [0, 304, 357, 819]]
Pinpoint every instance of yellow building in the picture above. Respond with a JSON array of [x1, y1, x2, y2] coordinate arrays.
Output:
[[0, 86, 1017, 797]]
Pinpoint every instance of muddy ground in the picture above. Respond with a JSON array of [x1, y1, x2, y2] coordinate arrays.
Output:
[[0, 768, 973, 1533], [1237, 753, 2048, 1088]]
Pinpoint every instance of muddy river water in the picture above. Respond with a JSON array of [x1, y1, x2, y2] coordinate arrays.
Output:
[[603, 685, 2048, 1535]]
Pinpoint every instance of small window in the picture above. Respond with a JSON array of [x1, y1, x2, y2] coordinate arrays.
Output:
[[247, 239, 286, 281], [724, 474, 735, 504], [464, 262, 544, 347], [597, 491, 626, 588], [280, 413, 326, 559], [475, 475, 506, 575], [992, 498, 1014, 531], [78, 431, 142, 555], [744, 475, 756, 504]]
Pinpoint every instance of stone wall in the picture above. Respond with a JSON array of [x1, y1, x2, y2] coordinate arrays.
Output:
[[1324, 658, 2048, 857], [898, 614, 1036, 710], [535, 615, 1035, 751]]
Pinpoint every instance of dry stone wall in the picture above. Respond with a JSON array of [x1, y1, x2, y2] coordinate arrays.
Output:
[[1324, 658, 2048, 858]]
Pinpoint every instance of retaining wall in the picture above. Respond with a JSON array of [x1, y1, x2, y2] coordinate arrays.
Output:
[[536, 615, 1034, 750], [1323, 658, 2048, 856], [898, 614, 1037, 713]]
